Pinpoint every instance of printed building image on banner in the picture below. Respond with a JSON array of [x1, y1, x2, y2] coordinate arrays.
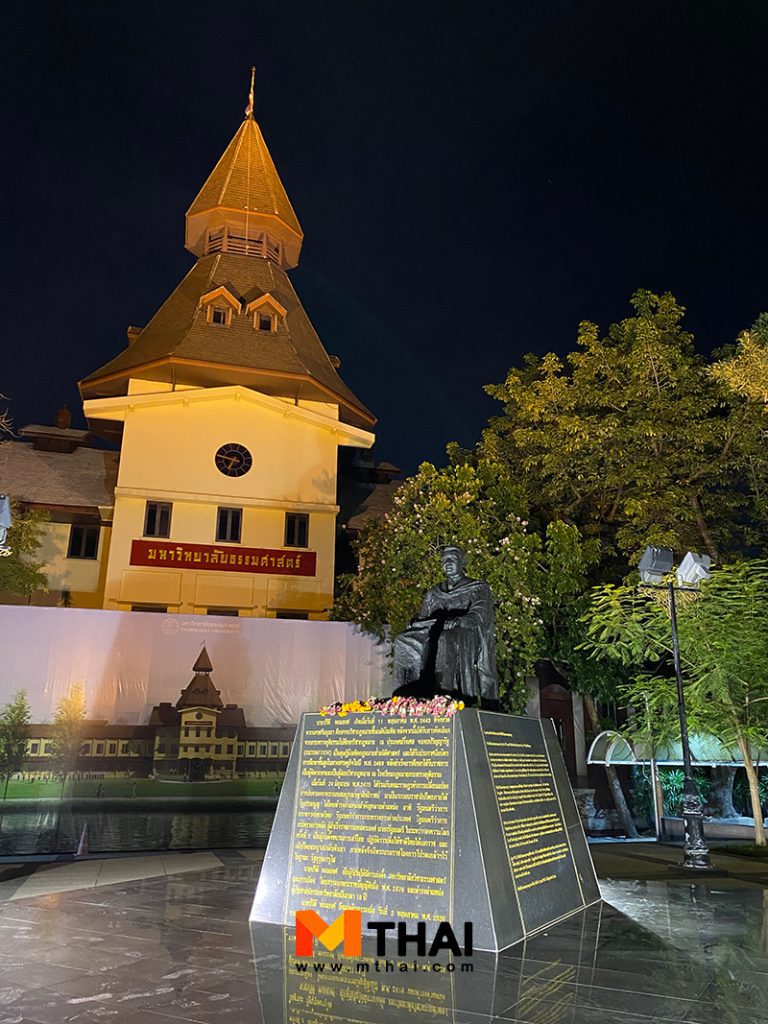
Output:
[[0, 607, 391, 857]]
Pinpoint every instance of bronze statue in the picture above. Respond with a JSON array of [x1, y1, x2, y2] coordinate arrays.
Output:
[[393, 546, 499, 709]]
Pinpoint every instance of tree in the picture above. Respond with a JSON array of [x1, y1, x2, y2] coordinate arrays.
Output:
[[710, 313, 768, 404], [0, 690, 30, 800], [335, 458, 597, 712], [0, 504, 49, 598], [50, 683, 86, 794], [0, 399, 49, 598], [520, 521, 638, 836], [580, 561, 768, 844], [480, 290, 768, 571]]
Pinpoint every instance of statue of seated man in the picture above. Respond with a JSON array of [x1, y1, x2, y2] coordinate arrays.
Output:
[[393, 545, 499, 709]]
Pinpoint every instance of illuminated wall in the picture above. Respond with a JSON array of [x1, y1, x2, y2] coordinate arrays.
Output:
[[84, 383, 373, 617]]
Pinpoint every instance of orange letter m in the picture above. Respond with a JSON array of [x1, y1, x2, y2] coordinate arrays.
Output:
[[295, 910, 362, 957]]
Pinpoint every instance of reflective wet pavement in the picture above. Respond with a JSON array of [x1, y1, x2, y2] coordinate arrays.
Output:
[[1, 847, 768, 1023]]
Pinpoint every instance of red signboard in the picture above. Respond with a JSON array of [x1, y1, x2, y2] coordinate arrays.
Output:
[[130, 540, 316, 577]]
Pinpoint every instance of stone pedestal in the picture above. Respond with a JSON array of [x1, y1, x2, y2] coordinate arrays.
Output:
[[250, 710, 600, 952]]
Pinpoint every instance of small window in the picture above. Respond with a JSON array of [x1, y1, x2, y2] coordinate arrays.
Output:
[[215, 744, 222, 754], [121, 743, 129, 754], [270, 743, 279, 757], [258, 313, 274, 332], [237, 744, 245, 755], [276, 611, 309, 620], [258, 742, 268, 757], [207, 608, 239, 617], [30, 742, 39, 754], [211, 307, 228, 326], [108, 743, 117, 755], [281, 743, 290, 756], [81, 743, 91, 755], [216, 507, 242, 543], [131, 604, 167, 613], [43, 743, 52, 754], [68, 524, 100, 559], [285, 512, 309, 548], [248, 745, 256, 756], [144, 502, 172, 538], [96, 743, 104, 754]]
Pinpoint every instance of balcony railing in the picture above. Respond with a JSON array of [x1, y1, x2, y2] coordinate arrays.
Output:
[[205, 229, 282, 263]]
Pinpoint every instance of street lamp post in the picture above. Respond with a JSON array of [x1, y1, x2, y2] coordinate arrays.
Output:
[[638, 546, 712, 871]]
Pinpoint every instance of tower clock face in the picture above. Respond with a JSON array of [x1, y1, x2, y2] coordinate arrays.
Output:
[[215, 443, 253, 477]]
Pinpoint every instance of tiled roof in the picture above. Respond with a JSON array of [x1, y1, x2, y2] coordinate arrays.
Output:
[[79, 253, 374, 427], [187, 117, 302, 238], [0, 441, 118, 508], [339, 479, 402, 532], [176, 671, 224, 710], [220, 707, 247, 728]]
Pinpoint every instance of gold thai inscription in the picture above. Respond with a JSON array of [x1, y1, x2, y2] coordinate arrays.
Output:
[[483, 730, 569, 892], [286, 714, 455, 922]]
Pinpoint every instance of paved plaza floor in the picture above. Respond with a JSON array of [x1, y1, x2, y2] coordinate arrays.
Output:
[[0, 842, 767, 1023]]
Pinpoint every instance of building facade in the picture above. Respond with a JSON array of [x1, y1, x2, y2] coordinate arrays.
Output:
[[1, 85, 376, 618], [22, 649, 294, 780]]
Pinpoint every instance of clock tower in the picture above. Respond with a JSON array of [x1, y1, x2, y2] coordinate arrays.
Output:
[[79, 78, 375, 618]]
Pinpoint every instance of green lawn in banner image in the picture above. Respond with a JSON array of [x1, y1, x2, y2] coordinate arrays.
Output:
[[0, 777, 284, 801]]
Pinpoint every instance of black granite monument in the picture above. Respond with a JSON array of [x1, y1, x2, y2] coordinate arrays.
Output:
[[250, 709, 599, 951]]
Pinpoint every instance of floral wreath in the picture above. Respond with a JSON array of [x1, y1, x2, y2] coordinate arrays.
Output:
[[319, 695, 464, 717]]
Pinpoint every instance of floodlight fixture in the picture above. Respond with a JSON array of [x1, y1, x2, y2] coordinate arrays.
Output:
[[638, 546, 674, 585], [676, 552, 712, 589]]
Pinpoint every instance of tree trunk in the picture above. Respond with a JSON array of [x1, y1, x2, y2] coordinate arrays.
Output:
[[737, 739, 766, 846], [688, 491, 720, 563], [708, 766, 739, 819], [583, 694, 639, 839]]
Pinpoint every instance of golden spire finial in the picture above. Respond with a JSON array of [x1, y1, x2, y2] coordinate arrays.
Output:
[[245, 66, 256, 120]]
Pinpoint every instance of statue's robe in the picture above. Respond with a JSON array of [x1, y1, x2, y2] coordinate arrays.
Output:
[[393, 576, 498, 701]]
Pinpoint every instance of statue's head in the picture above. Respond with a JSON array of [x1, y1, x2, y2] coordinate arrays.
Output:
[[440, 545, 466, 583]]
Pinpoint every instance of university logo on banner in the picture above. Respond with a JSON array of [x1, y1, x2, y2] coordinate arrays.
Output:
[[295, 910, 362, 956]]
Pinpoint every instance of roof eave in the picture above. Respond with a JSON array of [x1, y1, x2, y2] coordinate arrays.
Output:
[[79, 358, 376, 429]]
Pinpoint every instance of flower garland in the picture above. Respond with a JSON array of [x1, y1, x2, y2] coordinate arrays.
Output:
[[319, 695, 464, 718]]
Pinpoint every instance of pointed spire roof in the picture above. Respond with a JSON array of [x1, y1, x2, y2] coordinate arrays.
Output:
[[187, 116, 302, 239], [177, 647, 224, 710], [193, 647, 213, 673]]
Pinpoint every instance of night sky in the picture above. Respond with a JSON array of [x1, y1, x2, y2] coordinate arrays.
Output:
[[3, 2, 768, 474]]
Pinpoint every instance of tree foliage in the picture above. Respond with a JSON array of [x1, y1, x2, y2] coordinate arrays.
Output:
[[480, 290, 768, 569], [0, 401, 49, 598], [335, 460, 597, 710], [0, 690, 30, 800], [580, 561, 768, 842], [50, 683, 86, 784], [0, 504, 49, 598], [710, 313, 768, 405]]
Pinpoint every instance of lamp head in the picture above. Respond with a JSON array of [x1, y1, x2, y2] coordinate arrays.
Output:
[[638, 546, 674, 585], [676, 552, 711, 589]]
